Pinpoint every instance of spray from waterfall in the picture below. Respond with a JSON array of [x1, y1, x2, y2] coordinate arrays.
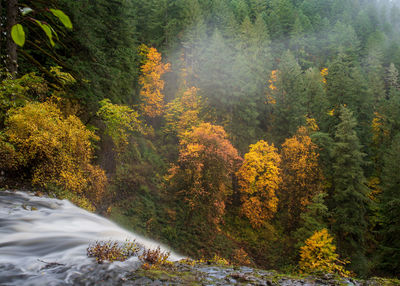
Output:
[[0, 191, 182, 286]]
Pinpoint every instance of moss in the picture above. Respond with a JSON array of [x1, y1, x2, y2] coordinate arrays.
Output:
[[138, 269, 178, 280], [47, 185, 95, 212], [367, 277, 400, 286], [132, 267, 204, 285]]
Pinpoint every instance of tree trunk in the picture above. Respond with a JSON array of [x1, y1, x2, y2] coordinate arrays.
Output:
[[6, 0, 18, 76]]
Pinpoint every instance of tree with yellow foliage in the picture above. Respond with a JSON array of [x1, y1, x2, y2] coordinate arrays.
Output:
[[236, 140, 281, 228], [0, 101, 106, 208], [97, 98, 147, 155], [139, 45, 170, 118], [280, 126, 324, 230], [164, 86, 202, 138], [299, 229, 350, 277]]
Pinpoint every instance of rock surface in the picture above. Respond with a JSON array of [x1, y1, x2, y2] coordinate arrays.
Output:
[[119, 261, 400, 286]]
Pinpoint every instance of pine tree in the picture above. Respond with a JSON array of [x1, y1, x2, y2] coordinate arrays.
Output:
[[379, 134, 400, 275], [294, 192, 329, 249], [303, 67, 329, 129], [269, 50, 306, 142], [331, 106, 370, 275], [59, 0, 139, 103], [326, 53, 373, 143]]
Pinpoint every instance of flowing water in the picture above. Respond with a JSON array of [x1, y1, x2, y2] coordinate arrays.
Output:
[[0, 191, 181, 286]]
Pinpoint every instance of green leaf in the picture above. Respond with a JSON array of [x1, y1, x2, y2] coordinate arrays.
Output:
[[35, 20, 55, 47], [11, 24, 25, 47], [49, 9, 72, 30], [21, 7, 33, 16], [50, 26, 59, 41]]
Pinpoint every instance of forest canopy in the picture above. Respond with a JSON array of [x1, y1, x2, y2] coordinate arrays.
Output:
[[1, 0, 400, 278]]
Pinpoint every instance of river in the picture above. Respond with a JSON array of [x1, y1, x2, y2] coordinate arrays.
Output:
[[0, 190, 180, 285]]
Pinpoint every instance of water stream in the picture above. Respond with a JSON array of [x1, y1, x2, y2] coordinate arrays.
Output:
[[0, 191, 181, 285]]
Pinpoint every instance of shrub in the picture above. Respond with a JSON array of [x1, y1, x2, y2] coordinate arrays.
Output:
[[0, 101, 107, 208], [209, 254, 230, 266], [0, 72, 49, 126], [139, 246, 171, 267], [299, 229, 350, 277], [87, 240, 139, 263], [232, 248, 252, 266]]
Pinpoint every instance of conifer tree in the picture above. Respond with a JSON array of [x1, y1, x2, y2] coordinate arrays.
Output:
[[269, 50, 306, 142], [303, 67, 330, 129], [59, 0, 138, 103], [331, 106, 370, 275], [294, 192, 329, 248], [379, 134, 400, 275]]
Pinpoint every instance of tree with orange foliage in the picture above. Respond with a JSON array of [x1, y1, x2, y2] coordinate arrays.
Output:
[[139, 45, 170, 117], [236, 140, 281, 228], [166, 123, 241, 231], [279, 126, 324, 230]]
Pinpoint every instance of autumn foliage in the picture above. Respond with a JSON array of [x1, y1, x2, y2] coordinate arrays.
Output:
[[139, 246, 171, 268], [139, 45, 170, 117], [0, 101, 107, 207], [87, 240, 139, 264], [164, 86, 202, 138], [320, 68, 328, 84], [280, 126, 324, 229], [237, 140, 281, 228], [299, 229, 350, 277], [167, 123, 241, 227], [97, 98, 146, 154]]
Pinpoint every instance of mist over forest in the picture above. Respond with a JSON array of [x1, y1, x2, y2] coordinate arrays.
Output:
[[1, 0, 400, 280]]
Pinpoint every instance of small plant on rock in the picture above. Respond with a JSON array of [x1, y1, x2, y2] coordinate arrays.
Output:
[[139, 246, 171, 268], [87, 240, 139, 263], [209, 254, 230, 266]]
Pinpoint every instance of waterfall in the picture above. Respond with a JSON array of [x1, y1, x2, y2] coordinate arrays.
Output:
[[0, 191, 181, 285]]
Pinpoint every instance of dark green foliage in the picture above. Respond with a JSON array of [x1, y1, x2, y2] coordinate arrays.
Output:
[[294, 192, 329, 249], [58, 0, 139, 104], [379, 135, 400, 276], [331, 106, 370, 275], [270, 50, 306, 143]]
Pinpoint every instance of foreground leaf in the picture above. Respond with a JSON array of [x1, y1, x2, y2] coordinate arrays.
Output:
[[49, 9, 73, 30], [11, 24, 25, 47]]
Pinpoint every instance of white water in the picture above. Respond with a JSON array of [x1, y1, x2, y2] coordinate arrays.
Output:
[[0, 191, 181, 285]]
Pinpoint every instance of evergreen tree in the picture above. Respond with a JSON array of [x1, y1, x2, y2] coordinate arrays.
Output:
[[379, 134, 400, 275], [266, 0, 296, 39], [59, 0, 138, 104], [303, 67, 329, 129], [331, 106, 370, 275], [294, 192, 329, 249], [326, 53, 373, 141], [269, 50, 306, 142]]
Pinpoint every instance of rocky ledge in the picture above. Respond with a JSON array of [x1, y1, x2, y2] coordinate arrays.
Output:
[[115, 261, 399, 286]]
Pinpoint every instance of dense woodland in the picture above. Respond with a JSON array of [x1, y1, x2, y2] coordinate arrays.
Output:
[[1, 0, 400, 278]]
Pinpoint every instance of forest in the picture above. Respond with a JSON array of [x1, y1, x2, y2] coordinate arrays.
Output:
[[1, 0, 400, 278]]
